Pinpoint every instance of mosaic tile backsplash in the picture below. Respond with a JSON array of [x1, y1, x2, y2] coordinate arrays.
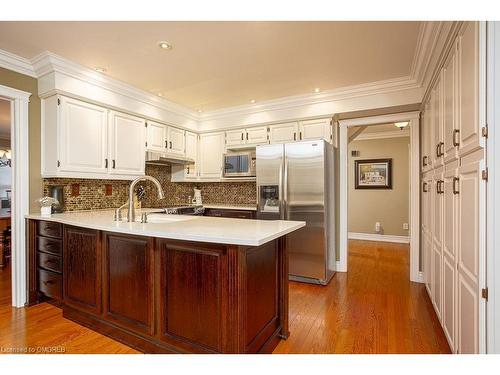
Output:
[[42, 165, 257, 211]]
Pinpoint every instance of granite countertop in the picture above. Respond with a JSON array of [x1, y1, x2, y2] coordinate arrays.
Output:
[[26, 209, 304, 247]]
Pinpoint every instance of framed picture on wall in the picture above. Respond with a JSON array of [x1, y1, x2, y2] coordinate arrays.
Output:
[[354, 158, 392, 189]]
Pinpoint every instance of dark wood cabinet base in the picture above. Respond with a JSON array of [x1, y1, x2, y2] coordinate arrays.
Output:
[[27, 219, 289, 354]]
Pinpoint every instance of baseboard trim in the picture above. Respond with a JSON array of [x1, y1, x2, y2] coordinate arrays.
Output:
[[348, 232, 410, 244]]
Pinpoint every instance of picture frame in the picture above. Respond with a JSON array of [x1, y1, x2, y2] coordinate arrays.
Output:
[[354, 158, 392, 189]]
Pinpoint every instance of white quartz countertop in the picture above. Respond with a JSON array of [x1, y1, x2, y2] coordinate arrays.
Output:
[[26, 210, 304, 247]]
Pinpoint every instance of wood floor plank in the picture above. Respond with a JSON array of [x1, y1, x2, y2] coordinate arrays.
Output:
[[0, 240, 450, 354]]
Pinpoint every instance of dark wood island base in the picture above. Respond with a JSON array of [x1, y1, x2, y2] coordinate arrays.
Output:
[[28, 220, 290, 354]]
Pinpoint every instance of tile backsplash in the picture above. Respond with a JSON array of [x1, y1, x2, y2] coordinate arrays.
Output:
[[42, 164, 257, 211]]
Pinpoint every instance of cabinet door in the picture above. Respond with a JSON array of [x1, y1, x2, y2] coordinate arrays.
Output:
[[108, 111, 146, 176], [443, 164, 458, 351], [199, 132, 225, 179], [59, 97, 108, 174], [457, 154, 484, 353], [185, 131, 198, 178], [432, 243, 442, 320], [443, 42, 459, 164], [431, 76, 444, 168], [245, 126, 268, 145], [226, 129, 245, 147], [103, 233, 154, 335], [458, 22, 482, 156], [146, 121, 167, 152], [269, 122, 298, 144], [432, 168, 444, 251], [298, 118, 331, 142], [63, 226, 101, 315], [167, 127, 185, 156]]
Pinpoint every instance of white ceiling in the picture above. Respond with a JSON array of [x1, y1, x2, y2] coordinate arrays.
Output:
[[0, 21, 421, 111], [0, 99, 10, 140]]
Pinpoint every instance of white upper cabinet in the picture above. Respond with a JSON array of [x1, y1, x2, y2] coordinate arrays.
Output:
[[108, 111, 146, 176], [443, 41, 458, 164], [225, 126, 268, 147], [269, 122, 299, 143], [184, 131, 198, 178], [246, 126, 268, 145], [458, 22, 482, 156], [431, 78, 444, 168], [167, 127, 185, 155], [199, 132, 225, 179], [57, 96, 108, 175], [146, 121, 167, 153], [226, 129, 245, 147], [298, 118, 332, 142]]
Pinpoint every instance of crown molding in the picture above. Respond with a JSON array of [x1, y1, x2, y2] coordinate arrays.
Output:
[[199, 75, 420, 123], [0, 49, 37, 78], [31, 51, 199, 122], [409, 21, 444, 85]]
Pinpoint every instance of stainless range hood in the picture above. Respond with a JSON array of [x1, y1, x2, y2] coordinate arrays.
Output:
[[145, 151, 195, 166]]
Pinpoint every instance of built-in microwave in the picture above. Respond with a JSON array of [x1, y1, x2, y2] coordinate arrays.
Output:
[[223, 151, 256, 178]]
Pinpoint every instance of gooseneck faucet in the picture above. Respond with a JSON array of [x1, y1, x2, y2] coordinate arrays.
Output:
[[126, 176, 165, 222]]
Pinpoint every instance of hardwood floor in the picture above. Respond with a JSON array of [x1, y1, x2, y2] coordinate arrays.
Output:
[[0, 240, 450, 354], [273, 240, 451, 354]]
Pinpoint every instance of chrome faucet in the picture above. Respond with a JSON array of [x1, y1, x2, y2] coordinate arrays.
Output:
[[120, 176, 165, 222]]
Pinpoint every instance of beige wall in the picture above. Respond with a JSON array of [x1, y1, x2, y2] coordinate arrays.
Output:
[[348, 136, 410, 236], [0, 67, 42, 213]]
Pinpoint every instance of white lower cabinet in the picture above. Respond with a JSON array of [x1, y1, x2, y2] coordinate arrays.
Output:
[[199, 132, 225, 179], [108, 111, 146, 176]]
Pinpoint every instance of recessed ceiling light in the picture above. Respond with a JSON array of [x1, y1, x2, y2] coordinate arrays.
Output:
[[197, 109, 203, 113], [158, 41, 172, 50], [157, 92, 163, 97], [314, 88, 320, 93], [250, 99, 256, 104], [94, 67, 107, 73]]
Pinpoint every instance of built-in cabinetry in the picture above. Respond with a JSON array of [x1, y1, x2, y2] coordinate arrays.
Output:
[[226, 126, 268, 147], [198, 132, 225, 179], [420, 21, 485, 354], [146, 121, 186, 155]]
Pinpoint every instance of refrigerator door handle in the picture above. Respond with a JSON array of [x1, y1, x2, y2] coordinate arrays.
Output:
[[278, 161, 284, 220], [283, 155, 288, 220]]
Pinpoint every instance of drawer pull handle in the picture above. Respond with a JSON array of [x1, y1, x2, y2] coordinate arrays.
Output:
[[453, 177, 460, 195], [423, 182, 428, 193], [453, 129, 460, 147], [422, 155, 428, 167]]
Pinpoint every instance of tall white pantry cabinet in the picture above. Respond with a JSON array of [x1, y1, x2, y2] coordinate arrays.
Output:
[[421, 22, 487, 353]]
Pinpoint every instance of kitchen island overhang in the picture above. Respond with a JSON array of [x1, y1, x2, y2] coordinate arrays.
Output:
[[26, 211, 305, 354]]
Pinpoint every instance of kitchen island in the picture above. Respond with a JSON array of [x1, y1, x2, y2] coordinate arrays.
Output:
[[26, 210, 305, 354]]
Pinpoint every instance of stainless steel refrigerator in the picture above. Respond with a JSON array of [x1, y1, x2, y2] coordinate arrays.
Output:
[[256, 140, 336, 285]]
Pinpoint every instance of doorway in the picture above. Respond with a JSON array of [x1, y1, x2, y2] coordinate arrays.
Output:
[[0, 83, 30, 307], [338, 111, 421, 282]]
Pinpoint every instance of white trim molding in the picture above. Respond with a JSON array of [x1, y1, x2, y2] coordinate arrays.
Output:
[[486, 21, 500, 354], [353, 129, 410, 141], [0, 83, 31, 308], [339, 111, 421, 282], [348, 232, 410, 244], [0, 49, 37, 78]]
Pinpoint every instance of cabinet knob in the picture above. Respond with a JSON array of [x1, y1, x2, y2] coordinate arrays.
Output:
[[453, 177, 460, 195]]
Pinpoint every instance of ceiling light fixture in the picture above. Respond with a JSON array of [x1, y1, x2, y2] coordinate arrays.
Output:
[[157, 92, 163, 97], [158, 41, 172, 50], [94, 67, 107, 73], [197, 109, 203, 113], [250, 99, 256, 104], [394, 121, 409, 130], [314, 88, 320, 93]]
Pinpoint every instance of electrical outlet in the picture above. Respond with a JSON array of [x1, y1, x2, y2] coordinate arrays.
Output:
[[403, 223, 409, 230]]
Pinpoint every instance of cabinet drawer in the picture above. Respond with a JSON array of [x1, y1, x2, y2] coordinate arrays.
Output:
[[38, 221, 62, 239], [37, 236, 63, 256], [38, 269, 62, 300], [38, 252, 62, 274]]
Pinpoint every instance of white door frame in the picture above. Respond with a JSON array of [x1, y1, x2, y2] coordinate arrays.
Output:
[[486, 21, 500, 354], [0, 84, 31, 307], [338, 111, 421, 283]]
